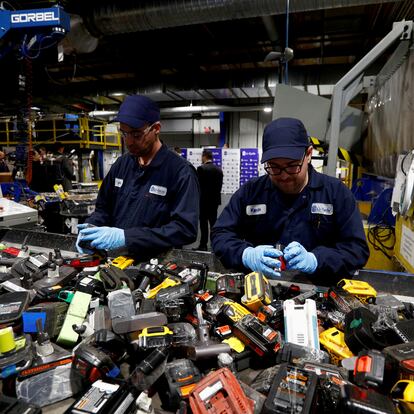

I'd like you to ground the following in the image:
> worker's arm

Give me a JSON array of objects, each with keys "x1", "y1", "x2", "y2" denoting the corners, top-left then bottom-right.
[{"x1": 311, "y1": 186, "x2": 369, "y2": 277}]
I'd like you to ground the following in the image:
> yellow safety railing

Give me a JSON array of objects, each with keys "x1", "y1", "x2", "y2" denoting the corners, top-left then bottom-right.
[{"x1": 0, "y1": 117, "x2": 121, "y2": 149}]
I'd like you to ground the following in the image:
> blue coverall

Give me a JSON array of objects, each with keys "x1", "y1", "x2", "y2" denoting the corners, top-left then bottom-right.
[
  {"x1": 211, "y1": 165, "x2": 369, "y2": 283},
  {"x1": 86, "y1": 145, "x2": 199, "y2": 261}
]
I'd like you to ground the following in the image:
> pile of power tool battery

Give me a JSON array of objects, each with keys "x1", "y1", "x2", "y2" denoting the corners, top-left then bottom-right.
[{"x1": 1, "y1": 243, "x2": 414, "y2": 414}]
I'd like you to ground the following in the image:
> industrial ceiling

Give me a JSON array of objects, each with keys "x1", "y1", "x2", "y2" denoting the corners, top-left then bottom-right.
[{"x1": 1, "y1": 0, "x2": 413, "y2": 117}]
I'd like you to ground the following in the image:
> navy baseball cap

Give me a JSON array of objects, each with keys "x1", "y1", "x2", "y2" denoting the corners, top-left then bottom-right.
[
  {"x1": 261, "y1": 118, "x2": 310, "y2": 163},
  {"x1": 113, "y1": 95, "x2": 160, "y2": 128}
]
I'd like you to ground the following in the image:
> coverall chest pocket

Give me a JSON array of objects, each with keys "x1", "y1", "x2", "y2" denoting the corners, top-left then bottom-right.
[
  {"x1": 243, "y1": 214, "x2": 269, "y2": 241},
  {"x1": 139, "y1": 194, "x2": 169, "y2": 227},
  {"x1": 311, "y1": 213, "x2": 335, "y2": 242}
]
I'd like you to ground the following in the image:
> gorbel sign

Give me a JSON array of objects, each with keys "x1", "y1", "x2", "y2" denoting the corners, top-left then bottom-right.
[{"x1": 11, "y1": 11, "x2": 59, "y2": 24}]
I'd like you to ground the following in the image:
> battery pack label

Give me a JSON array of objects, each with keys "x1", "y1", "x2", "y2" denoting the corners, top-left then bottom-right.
[
  {"x1": 73, "y1": 381, "x2": 119, "y2": 413},
  {"x1": 1, "y1": 281, "x2": 29, "y2": 292},
  {"x1": 0, "y1": 302, "x2": 21, "y2": 314},
  {"x1": 199, "y1": 380, "x2": 223, "y2": 401}
]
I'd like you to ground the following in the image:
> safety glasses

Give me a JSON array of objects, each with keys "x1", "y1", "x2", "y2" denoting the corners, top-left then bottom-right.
[
  {"x1": 120, "y1": 122, "x2": 158, "y2": 140},
  {"x1": 264, "y1": 152, "x2": 307, "y2": 176}
]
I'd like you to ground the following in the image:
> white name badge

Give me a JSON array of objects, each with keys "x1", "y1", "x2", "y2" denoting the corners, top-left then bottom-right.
[
  {"x1": 115, "y1": 178, "x2": 123, "y2": 188},
  {"x1": 246, "y1": 204, "x2": 267, "y2": 216},
  {"x1": 311, "y1": 203, "x2": 333, "y2": 215},
  {"x1": 149, "y1": 185, "x2": 167, "y2": 197}
]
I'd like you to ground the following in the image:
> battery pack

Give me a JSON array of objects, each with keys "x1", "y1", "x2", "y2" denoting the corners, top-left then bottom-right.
[
  {"x1": 328, "y1": 287, "x2": 364, "y2": 314},
  {"x1": 65, "y1": 380, "x2": 136, "y2": 414},
  {"x1": 146, "y1": 277, "x2": 181, "y2": 299},
  {"x1": 57, "y1": 276, "x2": 101, "y2": 346},
  {"x1": 216, "y1": 273, "x2": 243, "y2": 299},
  {"x1": 24, "y1": 301, "x2": 68, "y2": 338},
  {"x1": 262, "y1": 363, "x2": 318, "y2": 414},
  {"x1": 0, "y1": 291, "x2": 30, "y2": 324},
  {"x1": 138, "y1": 326, "x2": 173, "y2": 349},
  {"x1": 283, "y1": 299, "x2": 319, "y2": 350},
  {"x1": 319, "y1": 327, "x2": 354, "y2": 364},
  {"x1": 189, "y1": 368, "x2": 254, "y2": 414},
  {"x1": 112, "y1": 312, "x2": 168, "y2": 334},
  {"x1": 216, "y1": 301, "x2": 251, "y2": 325},
  {"x1": 156, "y1": 283, "x2": 192, "y2": 303},
  {"x1": 383, "y1": 342, "x2": 414, "y2": 381},
  {"x1": 159, "y1": 359, "x2": 202, "y2": 411},
  {"x1": 0, "y1": 332, "x2": 32, "y2": 378},
  {"x1": 394, "y1": 320, "x2": 414, "y2": 343},
  {"x1": 16, "y1": 363, "x2": 83, "y2": 407},
  {"x1": 391, "y1": 380, "x2": 414, "y2": 403},
  {"x1": 233, "y1": 314, "x2": 282, "y2": 357},
  {"x1": 257, "y1": 300, "x2": 284, "y2": 330},
  {"x1": 276, "y1": 343, "x2": 330, "y2": 365},
  {"x1": 241, "y1": 272, "x2": 273, "y2": 312},
  {"x1": 111, "y1": 256, "x2": 134, "y2": 270},
  {"x1": 337, "y1": 279, "x2": 377, "y2": 304},
  {"x1": 353, "y1": 349, "x2": 389, "y2": 390},
  {"x1": 338, "y1": 383, "x2": 396, "y2": 414}
]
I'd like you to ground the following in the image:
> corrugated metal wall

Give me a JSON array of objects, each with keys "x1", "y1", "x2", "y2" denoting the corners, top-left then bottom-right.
[{"x1": 365, "y1": 52, "x2": 414, "y2": 177}]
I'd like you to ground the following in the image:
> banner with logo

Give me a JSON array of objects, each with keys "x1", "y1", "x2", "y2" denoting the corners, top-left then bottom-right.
[
  {"x1": 222, "y1": 149, "x2": 240, "y2": 194},
  {"x1": 186, "y1": 148, "x2": 203, "y2": 169},
  {"x1": 240, "y1": 148, "x2": 259, "y2": 186},
  {"x1": 211, "y1": 148, "x2": 222, "y2": 167}
]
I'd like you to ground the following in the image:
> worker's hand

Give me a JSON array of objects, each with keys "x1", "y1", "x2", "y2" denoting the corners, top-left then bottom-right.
[
  {"x1": 77, "y1": 226, "x2": 126, "y2": 251},
  {"x1": 76, "y1": 224, "x2": 93, "y2": 254},
  {"x1": 75, "y1": 223, "x2": 95, "y2": 254},
  {"x1": 77, "y1": 223, "x2": 90, "y2": 231},
  {"x1": 75, "y1": 234, "x2": 93, "y2": 255},
  {"x1": 284, "y1": 241, "x2": 318, "y2": 274},
  {"x1": 242, "y1": 245, "x2": 283, "y2": 279}
]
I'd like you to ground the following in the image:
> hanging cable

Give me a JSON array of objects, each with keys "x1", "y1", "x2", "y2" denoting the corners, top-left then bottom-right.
[
  {"x1": 0, "y1": 1, "x2": 15, "y2": 11},
  {"x1": 367, "y1": 222, "x2": 395, "y2": 260},
  {"x1": 44, "y1": 53, "x2": 77, "y2": 85},
  {"x1": 21, "y1": 34, "x2": 59, "y2": 60},
  {"x1": 25, "y1": 57, "x2": 33, "y2": 185},
  {"x1": 284, "y1": 0, "x2": 290, "y2": 84},
  {"x1": 367, "y1": 205, "x2": 395, "y2": 260}
]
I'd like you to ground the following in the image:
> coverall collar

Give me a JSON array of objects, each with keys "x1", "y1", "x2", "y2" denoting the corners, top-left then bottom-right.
[
  {"x1": 128, "y1": 143, "x2": 168, "y2": 169},
  {"x1": 307, "y1": 165, "x2": 325, "y2": 189}
]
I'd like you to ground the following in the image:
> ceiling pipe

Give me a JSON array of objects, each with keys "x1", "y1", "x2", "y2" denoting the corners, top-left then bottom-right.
[
  {"x1": 84, "y1": 0, "x2": 403, "y2": 36},
  {"x1": 89, "y1": 105, "x2": 273, "y2": 118},
  {"x1": 161, "y1": 105, "x2": 273, "y2": 114}
]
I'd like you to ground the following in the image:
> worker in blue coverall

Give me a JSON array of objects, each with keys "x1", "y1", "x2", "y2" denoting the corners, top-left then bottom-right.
[
  {"x1": 76, "y1": 95, "x2": 200, "y2": 261},
  {"x1": 211, "y1": 118, "x2": 369, "y2": 285}
]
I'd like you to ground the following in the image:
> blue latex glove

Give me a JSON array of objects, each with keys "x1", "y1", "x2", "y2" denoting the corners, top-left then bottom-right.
[
  {"x1": 242, "y1": 245, "x2": 283, "y2": 279},
  {"x1": 284, "y1": 241, "x2": 318, "y2": 274},
  {"x1": 76, "y1": 224, "x2": 94, "y2": 254},
  {"x1": 77, "y1": 226, "x2": 126, "y2": 251}
]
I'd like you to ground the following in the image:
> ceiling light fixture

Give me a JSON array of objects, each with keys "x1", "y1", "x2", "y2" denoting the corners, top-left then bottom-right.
[
  {"x1": 89, "y1": 110, "x2": 117, "y2": 117},
  {"x1": 110, "y1": 92, "x2": 125, "y2": 97},
  {"x1": 263, "y1": 107, "x2": 272, "y2": 113}
]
